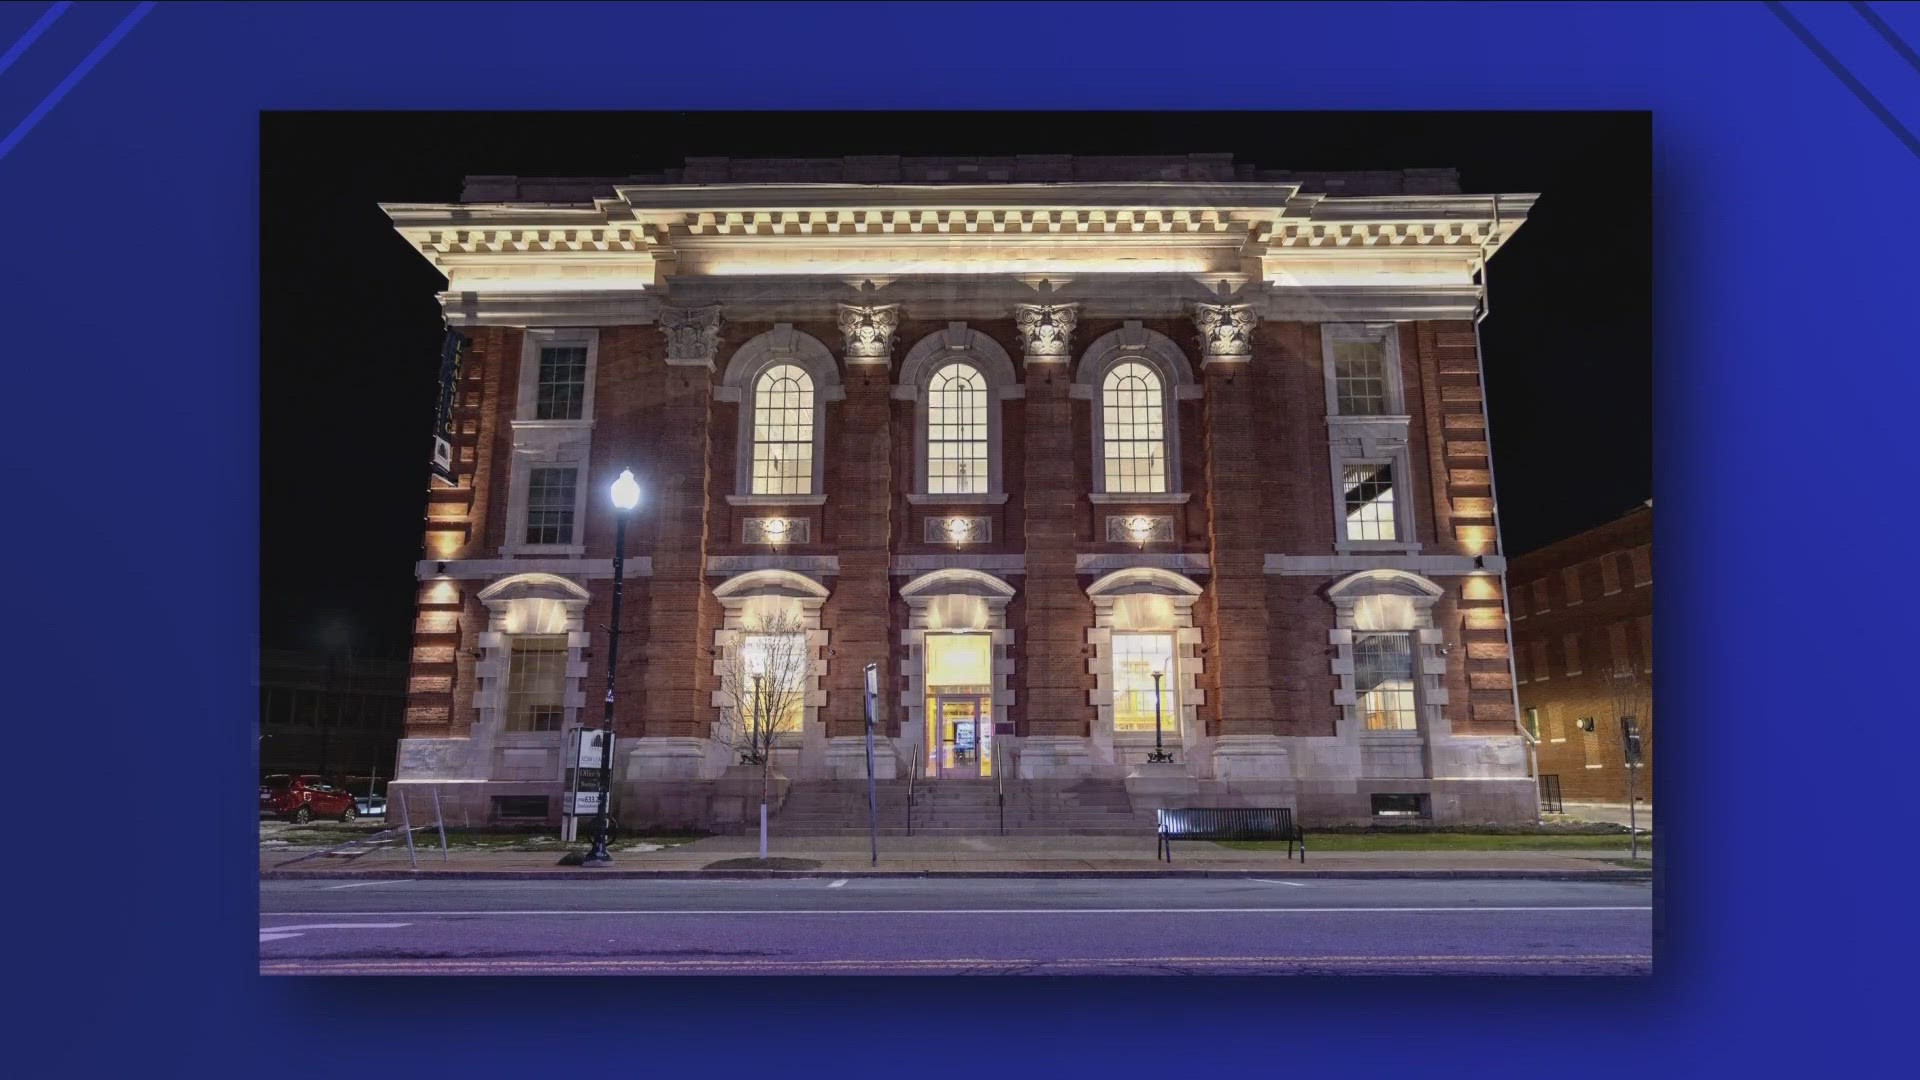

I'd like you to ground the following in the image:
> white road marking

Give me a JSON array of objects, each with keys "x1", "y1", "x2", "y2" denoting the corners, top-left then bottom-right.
[
  {"x1": 325, "y1": 880, "x2": 414, "y2": 891},
  {"x1": 262, "y1": 905, "x2": 1650, "y2": 918},
  {"x1": 1252, "y1": 879, "x2": 1309, "y2": 887},
  {"x1": 827, "y1": 879, "x2": 848, "y2": 889},
  {"x1": 258, "y1": 921, "x2": 410, "y2": 943}
]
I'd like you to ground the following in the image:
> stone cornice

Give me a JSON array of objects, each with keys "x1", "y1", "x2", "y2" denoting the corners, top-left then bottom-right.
[
  {"x1": 387, "y1": 188, "x2": 1534, "y2": 298},
  {"x1": 435, "y1": 281, "x2": 1489, "y2": 328}
]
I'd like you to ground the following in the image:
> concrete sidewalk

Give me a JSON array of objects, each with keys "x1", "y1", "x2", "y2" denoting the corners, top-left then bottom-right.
[{"x1": 261, "y1": 833, "x2": 1651, "y2": 881}]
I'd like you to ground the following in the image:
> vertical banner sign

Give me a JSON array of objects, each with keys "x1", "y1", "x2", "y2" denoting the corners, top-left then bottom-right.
[{"x1": 430, "y1": 328, "x2": 468, "y2": 486}]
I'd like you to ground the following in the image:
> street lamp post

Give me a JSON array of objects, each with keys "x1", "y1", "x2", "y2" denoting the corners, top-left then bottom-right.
[
  {"x1": 1146, "y1": 668, "x2": 1173, "y2": 763},
  {"x1": 584, "y1": 468, "x2": 642, "y2": 867}
]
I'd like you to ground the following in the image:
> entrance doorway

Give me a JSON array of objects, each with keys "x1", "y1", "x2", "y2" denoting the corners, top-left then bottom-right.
[
  {"x1": 923, "y1": 632, "x2": 995, "y2": 779},
  {"x1": 931, "y1": 693, "x2": 991, "y2": 778}
]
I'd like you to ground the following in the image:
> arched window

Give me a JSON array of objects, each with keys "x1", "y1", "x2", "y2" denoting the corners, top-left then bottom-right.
[
  {"x1": 1101, "y1": 360, "x2": 1167, "y2": 493},
  {"x1": 751, "y1": 363, "x2": 814, "y2": 495},
  {"x1": 927, "y1": 363, "x2": 988, "y2": 495}
]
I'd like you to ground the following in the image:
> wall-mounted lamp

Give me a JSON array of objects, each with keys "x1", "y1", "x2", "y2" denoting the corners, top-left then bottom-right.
[
  {"x1": 944, "y1": 517, "x2": 975, "y2": 546},
  {"x1": 1126, "y1": 515, "x2": 1154, "y2": 549},
  {"x1": 762, "y1": 517, "x2": 792, "y2": 544}
]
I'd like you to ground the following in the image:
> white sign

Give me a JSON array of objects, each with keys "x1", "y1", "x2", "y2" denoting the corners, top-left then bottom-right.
[
  {"x1": 574, "y1": 729, "x2": 613, "y2": 770},
  {"x1": 570, "y1": 791, "x2": 607, "y2": 815}
]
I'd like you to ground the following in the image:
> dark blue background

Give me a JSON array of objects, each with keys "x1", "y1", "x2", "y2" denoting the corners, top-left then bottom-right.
[{"x1": 2, "y1": 1, "x2": 1909, "y2": 1072}]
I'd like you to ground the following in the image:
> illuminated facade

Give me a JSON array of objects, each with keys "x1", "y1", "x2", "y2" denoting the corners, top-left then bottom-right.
[{"x1": 383, "y1": 155, "x2": 1540, "y2": 828}]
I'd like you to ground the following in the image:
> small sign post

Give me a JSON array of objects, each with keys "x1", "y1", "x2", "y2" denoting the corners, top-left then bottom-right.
[
  {"x1": 1621, "y1": 716, "x2": 1643, "y2": 860},
  {"x1": 863, "y1": 662, "x2": 880, "y2": 867}
]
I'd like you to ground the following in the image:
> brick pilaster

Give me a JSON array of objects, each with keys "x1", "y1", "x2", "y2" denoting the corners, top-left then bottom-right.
[
  {"x1": 639, "y1": 338, "x2": 717, "y2": 739},
  {"x1": 1196, "y1": 307, "x2": 1275, "y2": 737},
  {"x1": 1017, "y1": 305, "x2": 1092, "y2": 737},
  {"x1": 824, "y1": 312, "x2": 896, "y2": 738}
]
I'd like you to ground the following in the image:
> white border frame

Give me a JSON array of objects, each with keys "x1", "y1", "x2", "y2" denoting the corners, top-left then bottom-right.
[{"x1": 1320, "y1": 322, "x2": 1407, "y2": 419}]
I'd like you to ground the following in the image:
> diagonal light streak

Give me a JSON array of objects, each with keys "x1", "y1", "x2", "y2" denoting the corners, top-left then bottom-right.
[
  {"x1": 1768, "y1": 1, "x2": 1920, "y2": 161},
  {"x1": 0, "y1": 1, "x2": 72, "y2": 79},
  {"x1": 0, "y1": 1, "x2": 154, "y2": 164}
]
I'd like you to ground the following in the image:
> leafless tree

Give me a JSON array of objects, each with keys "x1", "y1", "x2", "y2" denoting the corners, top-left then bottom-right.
[
  {"x1": 1605, "y1": 660, "x2": 1652, "y2": 857},
  {"x1": 715, "y1": 610, "x2": 814, "y2": 859}
]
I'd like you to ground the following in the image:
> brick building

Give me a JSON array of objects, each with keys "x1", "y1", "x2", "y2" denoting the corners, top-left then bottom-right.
[
  {"x1": 381, "y1": 154, "x2": 1541, "y2": 829},
  {"x1": 1511, "y1": 502, "x2": 1653, "y2": 805}
]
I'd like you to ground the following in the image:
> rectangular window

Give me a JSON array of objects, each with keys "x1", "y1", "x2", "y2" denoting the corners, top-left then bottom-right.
[
  {"x1": 927, "y1": 365, "x2": 989, "y2": 495},
  {"x1": 1629, "y1": 544, "x2": 1652, "y2": 587},
  {"x1": 1354, "y1": 631, "x2": 1417, "y2": 730},
  {"x1": 492, "y1": 795, "x2": 550, "y2": 820},
  {"x1": 1580, "y1": 715, "x2": 1603, "y2": 768},
  {"x1": 741, "y1": 632, "x2": 807, "y2": 733},
  {"x1": 1370, "y1": 793, "x2": 1430, "y2": 818},
  {"x1": 534, "y1": 345, "x2": 588, "y2": 420},
  {"x1": 751, "y1": 365, "x2": 815, "y2": 495},
  {"x1": 524, "y1": 467, "x2": 577, "y2": 545},
  {"x1": 1636, "y1": 615, "x2": 1653, "y2": 674},
  {"x1": 1529, "y1": 640, "x2": 1550, "y2": 682},
  {"x1": 1101, "y1": 362, "x2": 1169, "y2": 493},
  {"x1": 1531, "y1": 580, "x2": 1551, "y2": 615},
  {"x1": 1332, "y1": 335, "x2": 1391, "y2": 415},
  {"x1": 1562, "y1": 566, "x2": 1583, "y2": 606},
  {"x1": 1524, "y1": 706, "x2": 1540, "y2": 740},
  {"x1": 1343, "y1": 464, "x2": 1398, "y2": 541},
  {"x1": 1111, "y1": 633, "x2": 1177, "y2": 733},
  {"x1": 1601, "y1": 555, "x2": 1623, "y2": 595},
  {"x1": 1609, "y1": 622, "x2": 1632, "y2": 673},
  {"x1": 1563, "y1": 632, "x2": 1584, "y2": 676},
  {"x1": 505, "y1": 634, "x2": 568, "y2": 732},
  {"x1": 1547, "y1": 704, "x2": 1567, "y2": 742}
]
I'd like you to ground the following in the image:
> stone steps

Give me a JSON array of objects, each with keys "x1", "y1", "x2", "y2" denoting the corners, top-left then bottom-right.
[{"x1": 768, "y1": 778, "x2": 1156, "y2": 836}]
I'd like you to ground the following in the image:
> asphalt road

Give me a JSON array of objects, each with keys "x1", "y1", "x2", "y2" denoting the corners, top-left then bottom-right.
[{"x1": 260, "y1": 877, "x2": 1654, "y2": 975}]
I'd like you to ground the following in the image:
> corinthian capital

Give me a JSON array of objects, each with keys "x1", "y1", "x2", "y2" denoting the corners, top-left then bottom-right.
[
  {"x1": 659, "y1": 305, "x2": 723, "y2": 369},
  {"x1": 1013, "y1": 303, "x2": 1079, "y2": 360},
  {"x1": 1190, "y1": 302, "x2": 1258, "y2": 364},
  {"x1": 837, "y1": 303, "x2": 900, "y2": 363}
]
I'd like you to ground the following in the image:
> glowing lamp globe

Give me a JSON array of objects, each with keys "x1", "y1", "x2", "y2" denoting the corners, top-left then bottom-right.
[{"x1": 610, "y1": 469, "x2": 641, "y2": 511}]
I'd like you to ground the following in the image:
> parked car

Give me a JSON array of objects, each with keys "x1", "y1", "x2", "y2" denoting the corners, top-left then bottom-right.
[
  {"x1": 354, "y1": 794, "x2": 387, "y2": 820},
  {"x1": 260, "y1": 774, "x2": 357, "y2": 824}
]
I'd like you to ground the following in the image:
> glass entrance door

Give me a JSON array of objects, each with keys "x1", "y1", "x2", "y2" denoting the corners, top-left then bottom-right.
[{"x1": 932, "y1": 694, "x2": 990, "y2": 778}]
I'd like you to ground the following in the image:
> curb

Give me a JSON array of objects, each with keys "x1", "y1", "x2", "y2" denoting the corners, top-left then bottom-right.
[{"x1": 262, "y1": 867, "x2": 1651, "y2": 882}]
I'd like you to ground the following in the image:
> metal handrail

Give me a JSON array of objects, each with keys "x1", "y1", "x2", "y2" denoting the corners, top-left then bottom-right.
[
  {"x1": 995, "y1": 738, "x2": 1006, "y2": 836},
  {"x1": 905, "y1": 752, "x2": 918, "y2": 837}
]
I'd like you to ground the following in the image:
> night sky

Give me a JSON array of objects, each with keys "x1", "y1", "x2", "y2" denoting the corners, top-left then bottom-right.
[{"x1": 261, "y1": 111, "x2": 1650, "y2": 658}]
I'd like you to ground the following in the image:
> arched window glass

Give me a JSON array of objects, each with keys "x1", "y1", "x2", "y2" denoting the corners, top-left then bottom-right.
[
  {"x1": 1102, "y1": 361, "x2": 1167, "y2": 493},
  {"x1": 927, "y1": 363, "x2": 988, "y2": 495},
  {"x1": 751, "y1": 364, "x2": 814, "y2": 495}
]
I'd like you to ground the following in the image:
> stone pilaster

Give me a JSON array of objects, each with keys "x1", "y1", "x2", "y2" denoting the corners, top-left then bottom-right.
[
  {"x1": 822, "y1": 312, "x2": 896, "y2": 751},
  {"x1": 1016, "y1": 303, "x2": 1091, "y2": 745}
]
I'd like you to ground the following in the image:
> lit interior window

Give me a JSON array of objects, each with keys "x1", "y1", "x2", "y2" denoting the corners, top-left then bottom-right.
[
  {"x1": 928, "y1": 363, "x2": 988, "y2": 494},
  {"x1": 505, "y1": 634, "x2": 568, "y2": 732},
  {"x1": 751, "y1": 364, "x2": 814, "y2": 495},
  {"x1": 1102, "y1": 361, "x2": 1167, "y2": 493},
  {"x1": 1344, "y1": 463, "x2": 1398, "y2": 541},
  {"x1": 1354, "y1": 631, "x2": 1416, "y2": 731},
  {"x1": 1111, "y1": 632, "x2": 1176, "y2": 733},
  {"x1": 740, "y1": 632, "x2": 806, "y2": 733}
]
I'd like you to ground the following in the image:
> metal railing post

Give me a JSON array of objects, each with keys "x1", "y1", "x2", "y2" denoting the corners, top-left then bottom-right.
[{"x1": 397, "y1": 788, "x2": 417, "y2": 870}]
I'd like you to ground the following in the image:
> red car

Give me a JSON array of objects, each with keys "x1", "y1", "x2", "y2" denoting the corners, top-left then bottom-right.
[{"x1": 260, "y1": 774, "x2": 358, "y2": 824}]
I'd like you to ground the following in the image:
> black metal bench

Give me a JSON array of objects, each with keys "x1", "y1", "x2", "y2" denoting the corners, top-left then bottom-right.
[{"x1": 1156, "y1": 807, "x2": 1304, "y2": 862}]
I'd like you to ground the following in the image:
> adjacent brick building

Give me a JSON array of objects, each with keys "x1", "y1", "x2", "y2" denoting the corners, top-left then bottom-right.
[
  {"x1": 1511, "y1": 502, "x2": 1654, "y2": 805},
  {"x1": 381, "y1": 155, "x2": 1541, "y2": 829}
]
